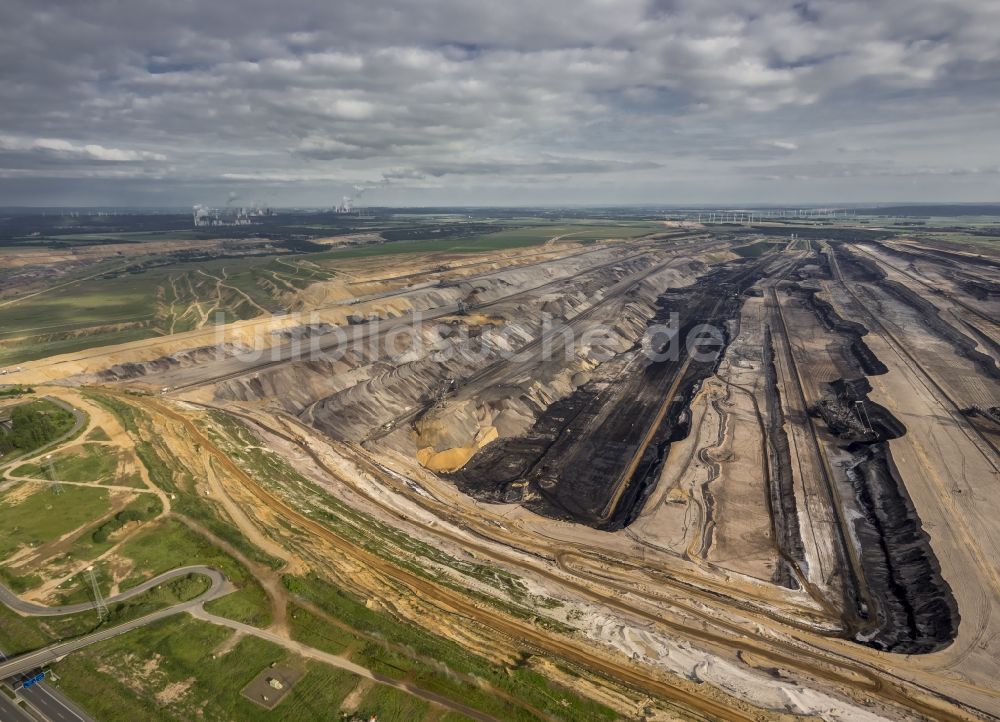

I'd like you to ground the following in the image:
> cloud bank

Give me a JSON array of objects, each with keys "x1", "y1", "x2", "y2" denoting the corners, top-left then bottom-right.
[{"x1": 1, "y1": 0, "x2": 998, "y2": 205}]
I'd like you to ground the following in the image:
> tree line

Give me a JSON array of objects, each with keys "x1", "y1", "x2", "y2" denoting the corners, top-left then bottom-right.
[{"x1": 0, "y1": 402, "x2": 74, "y2": 455}]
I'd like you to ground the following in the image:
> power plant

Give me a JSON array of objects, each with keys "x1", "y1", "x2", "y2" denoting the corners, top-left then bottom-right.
[
  {"x1": 336, "y1": 180, "x2": 386, "y2": 214},
  {"x1": 192, "y1": 204, "x2": 273, "y2": 227}
]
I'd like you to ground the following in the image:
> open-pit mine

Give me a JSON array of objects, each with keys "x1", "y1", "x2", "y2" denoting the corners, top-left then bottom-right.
[{"x1": 2, "y1": 210, "x2": 999, "y2": 722}]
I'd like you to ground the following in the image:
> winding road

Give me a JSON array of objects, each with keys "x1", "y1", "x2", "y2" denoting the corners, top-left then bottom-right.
[
  {"x1": 0, "y1": 564, "x2": 503, "y2": 721},
  {"x1": 0, "y1": 566, "x2": 230, "y2": 679}
]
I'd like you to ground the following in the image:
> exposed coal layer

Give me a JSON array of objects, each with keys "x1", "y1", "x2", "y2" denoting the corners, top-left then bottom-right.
[
  {"x1": 956, "y1": 276, "x2": 1000, "y2": 301},
  {"x1": 895, "y1": 243, "x2": 1000, "y2": 271},
  {"x1": 833, "y1": 245, "x2": 999, "y2": 380},
  {"x1": 829, "y1": 245, "x2": 885, "y2": 283},
  {"x1": 451, "y1": 258, "x2": 772, "y2": 529},
  {"x1": 762, "y1": 326, "x2": 807, "y2": 588},
  {"x1": 881, "y1": 279, "x2": 1000, "y2": 380},
  {"x1": 957, "y1": 318, "x2": 1000, "y2": 364},
  {"x1": 793, "y1": 253, "x2": 960, "y2": 651},
  {"x1": 818, "y1": 378, "x2": 960, "y2": 652},
  {"x1": 797, "y1": 287, "x2": 888, "y2": 376}
]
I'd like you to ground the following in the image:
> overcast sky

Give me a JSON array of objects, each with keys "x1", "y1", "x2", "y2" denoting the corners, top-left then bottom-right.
[{"x1": 1, "y1": 0, "x2": 998, "y2": 207}]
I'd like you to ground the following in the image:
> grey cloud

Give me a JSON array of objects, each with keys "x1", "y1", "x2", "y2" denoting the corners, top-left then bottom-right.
[
  {"x1": 414, "y1": 157, "x2": 664, "y2": 178},
  {"x1": 0, "y1": 0, "x2": 998, "y2": 205}
]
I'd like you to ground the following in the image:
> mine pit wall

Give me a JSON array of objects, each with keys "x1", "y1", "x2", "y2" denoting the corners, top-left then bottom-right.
[
  {"x1": 796, "y1": 287, "x2": 887, "y2": 376},
  {"x1": 880, "y1": 279, "x2": 1000, "y2": 381},
  {"x1": 761, "y1": 327, "x2": 807, "y2": 589},
  {"x1": 238, "y1": 251, "x2": 694, "y2": 462},
  {"x1": 603, "y1": 254, "x2": 805, "y2": 531},
  {"x1": 306, "y1": 255, "x2": 682, "y2": 450},
  {"x1": 955, "y1": 275, "x2": 1000, "y2": 302},
  {"x1": 602, "y1": 309, "x2": 744, "y2": 530},
  {"x1": 890, "y1": 241, "x2": 1000, "y2": 271},
  {"x1": 211, "y1": 247, "x2": 664, "y2": 414},
  {"x1": 395, "y1": 258, "x2": 699, "y2": 462},
  {"x1": 870, "y1": 239, "x2": 1000, "y2": 304},
  {"x1": 796, "y1": 251, "x2": 959, "y2": 652},
  {"x1": 817, "y1": 379, "x2": 959, "y2": 652},
  {"x1": 832, "y1": 244, "x2": 1000, "y2": 440},
  {"x1": 96, "y1": 343, "x2": 251, "y2": 382},
  {"x1": 451, "y1": 256, "x2": 775, "y2": 529},
  {"x1": 851, "y1": 244, "x2": 1000, "y2": 380}
]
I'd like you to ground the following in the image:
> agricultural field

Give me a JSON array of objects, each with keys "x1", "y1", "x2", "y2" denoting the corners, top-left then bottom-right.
[{"x1": 0, "y1": 214, "x2": 666, "y2": 366}]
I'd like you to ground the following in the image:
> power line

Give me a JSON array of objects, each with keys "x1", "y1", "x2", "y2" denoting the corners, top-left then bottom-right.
[{"x1": 87, "y1": 567, "x2": 109, "y2": 622}]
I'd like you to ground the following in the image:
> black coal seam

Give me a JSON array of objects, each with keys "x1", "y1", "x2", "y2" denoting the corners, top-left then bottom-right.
[
  {"x1": 879, "y1": 279, "x2": 1000, "y2": 380},
  {"x1": 788, "y1": 277, "x2": 888, "y2": 378},
  {"x1": 450, "y1": 257, "x2": 772, "y2": 529},
  {"x1": 842, "y1": 432, "x2": 960, "y2": 653},
  {"x1": 602, "y1": 353, "x2": 704, "y2": 531},
  {"x1": 601, "y1": 258, "x2": 774, "y2": 530},
  {"x1": 957, "y1": 317, "x2": 1000, "y2": 362},
  {"x1": 956, "y1": 276, "x2": 1000, "y2": 301},
  {"x1": 834, "y1": 244, "x2": 999, "y2": 380},
  {"x1": 808, "y1": 247, "x2": 960, "y2": 652},
  {"x1": 762, "y1": 326, "x2": 807, "y2": 588}
]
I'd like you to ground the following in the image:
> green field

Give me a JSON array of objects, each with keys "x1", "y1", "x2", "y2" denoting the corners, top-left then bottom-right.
[
  {"x1": 0, "y1": 255, "x2": 288, "y2": 363},
  {"x1": 0, "y1": 574, "x2": 211, "y2": 656},
  {"x1": 0, "y1": 398, "x2": 77, "y2": 457},
  {"x1": 116, "y1": 518, "x2": 266, "y2": 596},
  {"x1": 0, "y1": 489, "x2": 161, "y2": 595},
  {"x1": 354, "y1": 684, "x2": 430, "y2": 722},
  {"x1": 203, "y1": 581, "x2": 273, "y2": 628},
  {"x1": 311, "y1": 221, "x2": 661, "y2": 260},
  {"x1": 0, "y1": 218, "x2": 668, "y2": 365},
  {"x1": 0, "y1": 483, "x2": 110, "y2": 560},
  {"x1": 84, "y1": 392, "x2": 285, "y2": 573},
  {"x1": 46, "y1": 616, "x2": 366, "y2": 722},
  {"x1": 13, "y1": 442, "x2": 125, "y2": 483},
  {"x1": 732, "y1": 240, "x2": 783, "y2": 257},
  {"x1": 285, "y1": 574, "x2": 615, "y2": 722},
  {"x1": 0, "y1": 388, "x2": 619, "y2": 721},
  {"x1": 0, "y1": 272, "x2": 160, "y2": 336}
]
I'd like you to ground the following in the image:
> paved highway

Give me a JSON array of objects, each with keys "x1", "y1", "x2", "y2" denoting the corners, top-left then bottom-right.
[
  {"x1": 0, "y1": 397, "x2": 97, "y2": 721},
  {"x1": 2, "y1": 645, "x2": 94, "y2": 722},
  {"x1": 19, "y1": 682, "x2": 93, "y2": 722},
  {"x1": 0, "y1": 688, "x2": 35, "y2": 722}
]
